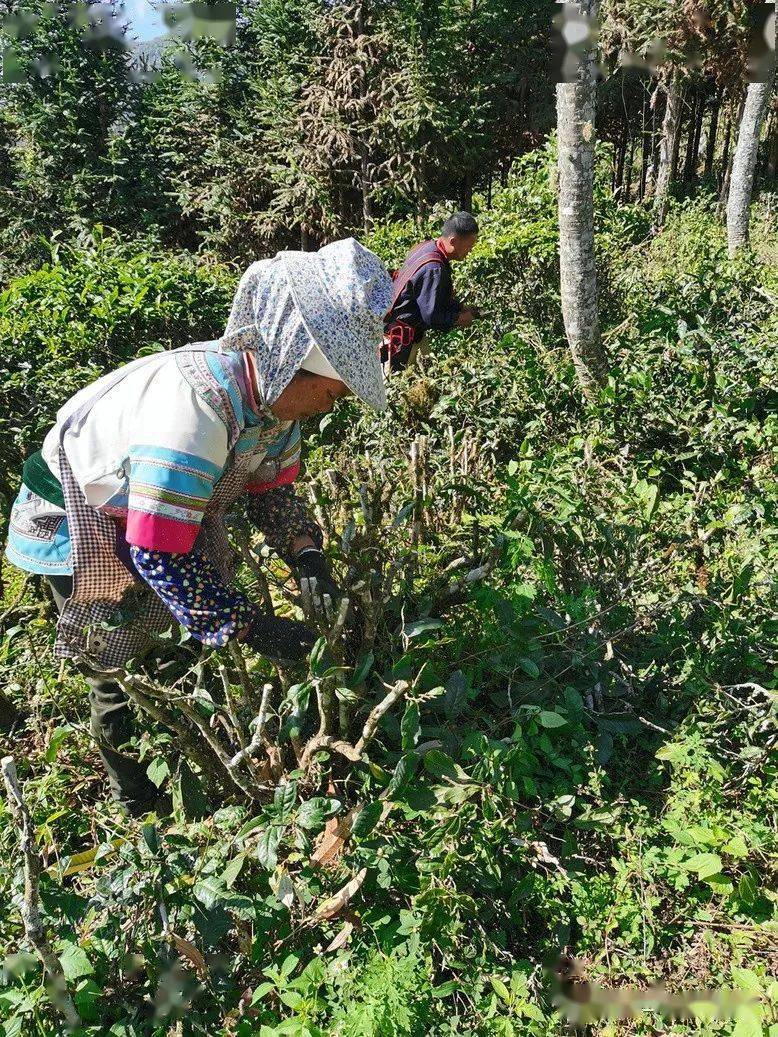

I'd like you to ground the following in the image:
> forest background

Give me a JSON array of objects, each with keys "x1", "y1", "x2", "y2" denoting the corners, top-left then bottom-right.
[{"x1": 0, "y1": 2, "x2": 776, "y2": 1035}]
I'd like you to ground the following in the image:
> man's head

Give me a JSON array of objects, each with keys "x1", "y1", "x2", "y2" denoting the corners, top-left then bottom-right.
[{"x1": 439, "y1": 211, "x2": 479, "y2": 260}]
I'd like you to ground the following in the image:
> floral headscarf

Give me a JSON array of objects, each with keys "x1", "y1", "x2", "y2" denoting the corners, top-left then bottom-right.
[{"x1": 219, "y1": 239, "x2": 393, "y2": 411}]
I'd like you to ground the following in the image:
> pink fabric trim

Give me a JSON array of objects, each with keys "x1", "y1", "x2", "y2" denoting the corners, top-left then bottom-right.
[
  {"x1": 245, "y1": 461, "x2": 300, "y2": 495},
  {"x1": 125, "y1": 510, "x2": 200, "y2": 553}
]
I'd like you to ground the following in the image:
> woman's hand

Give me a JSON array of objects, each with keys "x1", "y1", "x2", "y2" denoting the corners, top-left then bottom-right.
[
  {"x1": 240, "y1": 612, "x2": 317, "y2": 663},
  {"x1": 294, "y1": 548, "x2": 341, "y2": 603}
]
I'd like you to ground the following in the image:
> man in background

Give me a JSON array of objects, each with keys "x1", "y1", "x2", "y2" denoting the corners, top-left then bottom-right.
[{"x1": 382, "y1": 211, "x2": 480, "y2": 372}]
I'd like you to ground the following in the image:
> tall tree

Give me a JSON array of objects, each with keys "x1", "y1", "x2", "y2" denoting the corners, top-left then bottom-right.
[
  {"x1": 0, "y1": 1, "x2": 137, "y2": 269},
  {"x1": 555, "y1": 0, "x2": 607, "y2": 397},
  {"x1": 600, "y1": 0, "x2": 754, "y2": 227},
  {"x1": 652, "y1": 74, "x2": 683, "y2": 227},
  {"x1": 726, "y1": 65, "x2": 776, "y2": 255}
]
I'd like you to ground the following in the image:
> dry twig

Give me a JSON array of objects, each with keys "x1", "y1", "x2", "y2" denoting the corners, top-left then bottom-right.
[{"x1": 1, "y1": 756, "x2": 81, "y2": 1030}]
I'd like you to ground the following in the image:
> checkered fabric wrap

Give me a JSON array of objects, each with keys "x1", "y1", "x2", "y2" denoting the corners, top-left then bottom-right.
[
  {"x1": 55, "y1": 448, "x2": 259, "y2": 669},
  {"x1": 55, "y1": 449, "x2": 173, "y2": 667}
]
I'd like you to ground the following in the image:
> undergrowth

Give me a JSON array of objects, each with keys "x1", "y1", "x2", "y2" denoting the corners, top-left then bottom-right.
[{"x1": 0, "y1": 159, "x2": 776, "y2": 1036}]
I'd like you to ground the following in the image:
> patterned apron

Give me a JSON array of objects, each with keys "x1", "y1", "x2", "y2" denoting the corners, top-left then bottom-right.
[{"x1": 54, "y1": 342, "x2": 282, "y2": 670}]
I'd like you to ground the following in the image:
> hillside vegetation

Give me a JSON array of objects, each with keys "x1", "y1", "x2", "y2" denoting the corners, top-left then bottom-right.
[{"x1": 0, "y1": 158, "x2": 776, "y2": 1035}]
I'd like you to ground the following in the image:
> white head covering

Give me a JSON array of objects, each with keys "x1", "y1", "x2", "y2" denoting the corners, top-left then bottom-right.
[
  {"x1": 219, "y1": 238, "x2": 392, "y2": 411},
  {"x1": 300, "y1": 342, "x2": 343, "y2": 381}
]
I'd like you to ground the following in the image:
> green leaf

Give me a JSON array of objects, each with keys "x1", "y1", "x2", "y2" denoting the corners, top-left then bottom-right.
[
  {"x1": 297, "y1": 797, "x2": 340, "y2": 830},
  {"x1": 146, "y1": 756, "x2": 170, "y2": 788},
  {"x1": 403, "y1": 618, "x2": 444, "y2": 639},
  {"x1": 256, "y1": 826, "x2": 283, "y2": 871},
  {"x1": 423, "y1": 749, "x2": 459, "y2": 781},
  {"x1": 517, "y1": 657, "x2": 540, "y2": 679},
  {"x1": 431, "y1": 980, "x2": 459, "y2": 997},
  {"x1": 538, "y1": 710, "x2": 567, "y2": 728},
  {"x1": 220, "y1": 854, "x2": 245, "y2": 889},
  {"x1": 444, "y1": 670, "x2": 468, "y2": 720},
  {"x1": 655, "y1": 743, "x2": 688, "y2": 764},
  {"x1": 683, "y1": 852, "x2": 723, "y2": 879},
  {"x1": 236, "y1": 815, "x2": 266, "y2": 840},
  {"x1": 388, "y1": 754, "x2": 417, "y2": 792},
  {"x1": 44, "y1": 725, "x2": 72, "y2": 763},
  {"x1": 733, "y1": 1006, "x2": 763, "y2": 1037},
  {"x1": 490, "y1": 976, "x2": 512, "y2": 1005},
  {"x1": 401, "y1": 702, "x2": 420, "y2": 751},
  {"x1": 309, "y1": 637, "x2": 330, "y2": 676},
  {"x1": 177, "y1": 759, "x2": 209, "y2": 821},
  {"x1": 274, "y1": 781, "x2": 298, "y2": 821},
  {"x1": 249, "y1": 981, "x2": 276, "y2": 1005},
  {"x1": 193, "y1": 877, "x2": 228, "y2": 911},
  {"x1": 74, "y1": 979, "x2": 101, "y2": 1022},
  {"x1": 351, "y1": 801, "x2": 383, "y2": 840},
  {"x1": 635, "y1": 479, "x2": 659, "y2": 522},
  {"x1": 731, "y1": 967, "x2": 762, "y2": 995},
  {"x1": 142, "y1": 823, "x2": 160, "y2": 855},
  {"x1": 57, "y1": 941, "x2": 94, "y2": 981},
  {"x1": 352, "y1": 651, "x2": 374, "y2": 685}
]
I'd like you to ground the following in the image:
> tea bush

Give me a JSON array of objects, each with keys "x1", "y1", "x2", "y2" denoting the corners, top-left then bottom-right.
[
  {"x1": 0, "y1": 229, "x2": 233, "y2": 516},
  {"x1": 0, "y1": 162, "x2": 775, "y2": 1035}
]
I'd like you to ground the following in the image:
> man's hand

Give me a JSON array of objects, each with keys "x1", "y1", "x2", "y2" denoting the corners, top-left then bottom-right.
[
  {"x1": 294, "y1": 548, "x2": 341, "y2": 602},
  {"x1": 240, "y1": 612, "x2": 317, "y2": 663},
  {"x1": 455, "y1": 307, "x2": 476, "y2": 328}
]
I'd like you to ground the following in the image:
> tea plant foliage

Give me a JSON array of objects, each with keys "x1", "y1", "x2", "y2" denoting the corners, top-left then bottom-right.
[{"x1": 0, "y1": 160, "x2": 776, "y2": 1035}]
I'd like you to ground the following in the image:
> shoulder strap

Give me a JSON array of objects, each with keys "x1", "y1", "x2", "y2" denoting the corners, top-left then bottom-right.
[{"x1": 388, "y1": 246, "x2": 446, "y2": 312}]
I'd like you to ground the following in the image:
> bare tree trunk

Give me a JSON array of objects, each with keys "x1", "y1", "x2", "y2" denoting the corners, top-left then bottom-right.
[
  {"x1": 0, "y1": 691, "x2": 19, "y2": 731},
  {"x1": 417, "y1": 150, "x2": 428, "y2": 224},
  {"x1": 670, "y1": 90, "x2": 684, "y2": 179},
  {"x1": 360, "y1": 148, "x2": 372, "y2": 232},
  {"x1": 684, "y1": 92, "x2": 705, "y2": 181},
  {"x1": 623, "y1": 132, "x2": 636, "y2": 202},
  {"x1": 639, "y1": 90, "x2": 650, "y2": 201},
  {"x1": 556, "y1": 0, "x2": 606, "y2": 397},
  {"x1": 704, "y1": 87, "x2": 722, "y2": 178},
  {"x1": 649, "y1": 89, "x2": 661, "y2": 194},
  {"x1": 687, "y1": 91, "x2": 704, "y2": 184},
  {"x1": 613, "y1": 130, "x2": 627, "y2": 196},
  {"x1": 459, "y1": 174, "x2": 473, "y2": 211},
  {"x1": 653, "y1": 74, "x2": 683, "y2": 228},
  {"x1": 720, "y1": 94, "x2": 744, "y2": 206},
  {"x1": 768, "y1": 112, "x2": 778, "y2": 178},
  {"x1": 727, "y1": 69, "x2": 776, "y2": 256},
  {"x1": 719, "y1": 108, "x2": 732, "y2": 192}
]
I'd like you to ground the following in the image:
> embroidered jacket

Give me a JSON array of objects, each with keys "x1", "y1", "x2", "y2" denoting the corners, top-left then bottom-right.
[{"x1": 6, "y1": 347, "x2": 321, "y2": 637}]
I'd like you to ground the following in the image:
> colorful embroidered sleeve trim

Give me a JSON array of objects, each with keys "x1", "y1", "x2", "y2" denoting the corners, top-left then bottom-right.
[
  {"x1": 125, "y1": 445, "x2": 223, "y2": 552},
  {"x1": 125, "y1": 513, "x2": 201, "y2": 553},
  {"x1": 245, "y1": 461, "x2": 300, "y2": 495}
]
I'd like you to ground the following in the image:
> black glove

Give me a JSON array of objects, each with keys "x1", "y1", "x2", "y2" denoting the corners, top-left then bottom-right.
[
  {"x1": 241, "y1": 612, "x2": 317, "y2": 663},
  {"x1": 294, "y1": 548, "x2": 341, "y2": 602}
]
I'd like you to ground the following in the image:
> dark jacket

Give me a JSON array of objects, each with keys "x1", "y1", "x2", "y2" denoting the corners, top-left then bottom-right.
[{"x1": 387, "y1": 239, "x2": 460, "y2": 336}]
